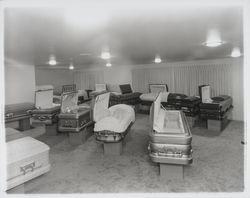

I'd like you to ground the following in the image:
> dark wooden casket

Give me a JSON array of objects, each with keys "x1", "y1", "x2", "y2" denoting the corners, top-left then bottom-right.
[{"x1": 5, "y1": 103, "x2": 35, "y2": 131}]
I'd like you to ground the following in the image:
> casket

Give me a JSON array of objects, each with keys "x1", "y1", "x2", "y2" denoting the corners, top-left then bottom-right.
[
  {"x1": 5, "y1": 103, "x2": 35, "y2": 131},
  {"x1": 93, "y1": 93, "x2": 135, "y2": 143},
  {"x1": 32, "y1": 105, "x2": 61, "y2": 125},
  {"x1": 58, "y1": 91, "x2": 93, "y2": 132},
  {"x1": 6, "y1": 128, "x2": 50, "y2": 190},
  {"x1": 139, "y1": 84, "x2": 201, "y2": 117},
  {"x1": 31, "y1": 85, "x2": 61, "y2": 125},
  {"x1": 199, "y1": 95, "x2": 233, "y2": 120},
  {"x1": 58, "y1": 109, "x2": 92, "y2": 132},
  {"x1": 148, "y1": 93, "x2": 193, "y2": 165},
  {"x1": 179, "y1": 96, "x2": 201, "y2": 116}
]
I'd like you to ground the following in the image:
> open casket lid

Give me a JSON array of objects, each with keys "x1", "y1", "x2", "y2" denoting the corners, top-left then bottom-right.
[
  {"x1": 200, "y1": 85, "x2": 212, "y2": 103},
  {"x1": 151, "y1": 92, "x2": 162, "y2": 131},
  {"x1": 93, "y1": 92, "x2": 110, "y2": 122},
  {"x1": 35, "y1": 85, "x2": 54, "y2": 109},
  {"x1": 151, "y1": 93, "x2": 186, "y2": 134},
  {"x1": 61, "y1": 91, "x2": 78, "y2": 113}
]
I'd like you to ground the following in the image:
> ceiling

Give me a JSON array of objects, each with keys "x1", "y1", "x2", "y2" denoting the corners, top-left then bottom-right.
[{"x1": 4, "y1": 1, "x2": 244, "y2": 69}]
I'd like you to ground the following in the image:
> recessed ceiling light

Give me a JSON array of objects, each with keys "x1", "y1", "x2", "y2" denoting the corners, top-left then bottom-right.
[
  {"x1": 49, "y1": 55, "x2": 57, "y2": 66},
  {"x1": 231, "y1": 47, "x2": 241, "y2": 58},
  {"x1": 154, "y1": 55, "x2": 162, "y2": 63},
  {"x1": 106, "y1": 62, "x2": 112, "y2": 67}
]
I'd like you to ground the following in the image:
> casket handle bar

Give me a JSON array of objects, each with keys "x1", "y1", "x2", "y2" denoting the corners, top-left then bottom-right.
[
  {"x1": 5, "y1": 113, "x2": 14, "y2": 118},
  {"x1": 20, "y1": 162, "x2": 35, "y2": 175},
  {"x1": 80, "y1": 120, "x2": 88, "y2": 127}
]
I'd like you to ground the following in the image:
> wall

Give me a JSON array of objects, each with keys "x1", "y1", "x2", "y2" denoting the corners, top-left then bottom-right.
[
  {"x1": 73, "y1": 58, "x2": 244, "y2": 121},
  {"x1": 73, "y1": 66, "x2": 132, "y2": 91},
  {"x1": 35, "y1": 69, "x2": 74, "y2": 94},
  {"x1": 4, "y1": 59, "x2": 36, "y2": 104}
]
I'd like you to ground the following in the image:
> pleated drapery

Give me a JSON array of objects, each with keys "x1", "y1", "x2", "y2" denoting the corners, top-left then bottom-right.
[
  {"x1": 73, "y1": 71, "x2": 104, "y2": 90},
  {"x1": 132, "y1": 63, "x2": 234, "y2": 97}
]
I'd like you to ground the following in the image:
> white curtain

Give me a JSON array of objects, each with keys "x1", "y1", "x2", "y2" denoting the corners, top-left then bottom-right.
[
  {"x1": 73, "y1": 71, "x2": 104, "y2": 90},
  {"x1": 132, "y1": 62, "x2": 234, "y2": 97}
]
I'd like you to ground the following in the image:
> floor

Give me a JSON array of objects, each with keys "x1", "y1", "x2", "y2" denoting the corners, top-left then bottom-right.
[{"x1": 7, "y1": 113, "x2": 244, "y2": 194}]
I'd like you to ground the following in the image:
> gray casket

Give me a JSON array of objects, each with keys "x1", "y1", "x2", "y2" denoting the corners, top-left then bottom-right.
[{"x1": 149, "y1": 93, "x2": 193, "y2": 165}]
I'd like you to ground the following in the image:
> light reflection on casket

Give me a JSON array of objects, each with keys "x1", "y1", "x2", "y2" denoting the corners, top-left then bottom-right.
[
  {"x1": 93, "y1": 93, "x2": 135, "y2": 143},
  {"x1": 149, "y1": 93, "x2": 193, "y2": 165}
]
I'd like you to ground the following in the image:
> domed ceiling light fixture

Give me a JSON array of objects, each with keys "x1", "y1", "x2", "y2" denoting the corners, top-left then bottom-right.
[
  {"x1": 203, "y1": 29, "x2": 223, "y2": 47},
  {"x1": 154, "y1": 54, "x2": 162, "y2": 63},
  {"x1": 231, "y1": 47, "x2": 241, "y2": 58},
  {"x1": 49, "y1": 54, "x2": 57, "y2": 66}
]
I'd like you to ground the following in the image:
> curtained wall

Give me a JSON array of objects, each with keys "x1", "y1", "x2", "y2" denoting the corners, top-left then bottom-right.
[
  {"x1": 73, "y1": 70, "x2": 104, "y2": 90},
  {"x1": 132, "y1": 63, "x2": 234, "y2": 97},
  {"x1": 131, "y1": 58, "x2": 243, "y2": 121},
  {"x1": 35, "y1": 69, "x2": 74, "y2": 94},
  {"x1": 73, "y1": 58, "x2": 243, "y2": 121}
]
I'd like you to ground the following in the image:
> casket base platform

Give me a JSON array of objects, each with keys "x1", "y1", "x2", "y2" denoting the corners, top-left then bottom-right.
[
  {"x1": 186, "y1": 115, "x2": 199, "y2": 128},
  {"x1": 207, "y1": 116, "x2": 229, "y2": 132},
  {"x1": 103, "y1": 141, "x2": 123, "y2": 155},
  {"x1": 160, "y1": 164, "x2": 183, "y2": 180},
  {"x1": 68, "y1": 121, "x2": 94, "y2": 145}
]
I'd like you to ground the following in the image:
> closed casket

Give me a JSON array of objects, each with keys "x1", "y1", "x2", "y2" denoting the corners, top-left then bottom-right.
[
  {"x1": 199, "y1": 95, "x2": 233, "y2": 120},
  {"x1": 148, "y1": 93, "x2": 193, "y2": 165},
  {"x1": 5, "y1": 103, "x2": 35, "y2": 131},
  {"x1": 6, "y1": 128, "x2": 50, "y2": 190},
  {"x1": 5, "y1": 103, "x2": 35, "y2": 122}
]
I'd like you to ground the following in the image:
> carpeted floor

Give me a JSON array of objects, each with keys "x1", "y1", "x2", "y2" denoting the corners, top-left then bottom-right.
[{"x1": 7, "y1": 113, "x2": 244, "y2": 194}]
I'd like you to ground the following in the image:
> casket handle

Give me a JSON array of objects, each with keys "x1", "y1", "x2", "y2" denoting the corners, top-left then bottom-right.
[
  {"x1": 20, "y1": 162, "x2": 35, "y2": 175},
  {"x1": 37, "y1": 116, "x2": 48, "y2": 121},
  {"x1": 80, "y1": 120, "x2": 87, "y2": 127}
]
